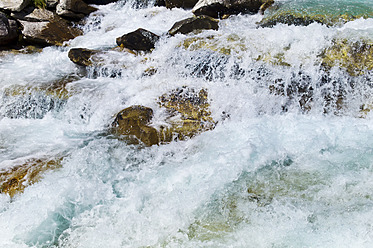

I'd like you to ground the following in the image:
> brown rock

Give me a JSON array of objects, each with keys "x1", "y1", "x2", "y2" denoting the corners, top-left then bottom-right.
[
  {"x1": 112, "y1": 105, "x2": 159, "y2": 146},
  {"x1": 68, "y1": 47, "x2": 99, "y2": 66},
  {"x1": 0, "y1": 157, "x2": 63, "y2": 198},
  {"x1": 18, "y1": 9, "x2": 83, "y2": 46}
]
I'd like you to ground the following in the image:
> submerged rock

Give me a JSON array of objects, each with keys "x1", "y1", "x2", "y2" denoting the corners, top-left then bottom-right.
[
  {"x1": 0, "y1": 157, "x2": 63, "y2": 198},
  {"x1": 0, "y1": 12, "x2": 19, "y2": 47},
  {"x1": 0, "y1": 75, "x2": 80, "y2": 119},
  {"x1": 157, "y1": 87, "x2": 216, "y2": 141},
  {"x1": 17, "y1": 8, "x2": 83, "y2": 46},
  {"x1": 0, "y1": 0, "x2": 30, "y2": 12},
  {"x1": 56, "y1": 0, "x2": 98, "y2": 20},
  {"x1": 112, "y1": 87, "x2": 215, "y2": 146},
  {"x1": 259, "y1": 0, "x2": 373, "y2": 27},
  {"x1": 168, "y1": 15, "x2": 219, "y2": 36},
  {"x1": 68, "y1": 47, "x2": 99, "y2": 66},
  {"x1": 320, "y1": 39, "x2": 373, "y2": 76},
  {"x1": 193, "y1": 0, "x2": 272, "y2": 19},
  {"x1": 116, "y1": 28, "x2": 160, "y2": 52},
  {"x1": 112, "y1": 105, "x2": 160, "y2": 146}
]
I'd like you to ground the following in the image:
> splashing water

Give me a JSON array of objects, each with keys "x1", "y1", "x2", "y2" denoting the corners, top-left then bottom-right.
[{"x1": 1, "y1": 0, "x2": 373, "y2": 247}]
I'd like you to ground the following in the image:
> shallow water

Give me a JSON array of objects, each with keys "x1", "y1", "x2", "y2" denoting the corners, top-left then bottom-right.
[{"x1": 1, "y1": 0, "x2": 373, "y2": 247}]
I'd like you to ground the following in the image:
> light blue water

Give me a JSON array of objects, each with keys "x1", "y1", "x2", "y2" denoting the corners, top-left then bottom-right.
[{"x1": 1, "y1": 0, "x2": 373, "y2": 247}]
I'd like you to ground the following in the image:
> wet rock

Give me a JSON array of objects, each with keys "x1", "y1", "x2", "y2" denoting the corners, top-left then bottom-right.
[
  {"x1": 112, "y1": 105, "x2": 160, "y2": 146},
  {"x1": 68, "y1": 47, "x2": 99, "y2": 66},
  {"x1": 56, "y1": 0, "x2": 98, "y2": 20},
  {"x1": 168, "y1": 15, "x2": 219, "y2": 36},
  {"x1": 193, "y1": 0, "x2": 271, "y2": 19},
  {"x1": 0, "y1": 157, "x2": 63, "y2": 198},
  {"x1": 0, "y1": 75, "x2": 80, "y2": 119},
  {"x1": 116, "y1": 28, "x2": 160, "y2": 52},
  {"x1": 11, "y1": 6, "x2": 55, "y2": 22},
  {"x1": 0, "y1": 0, "x2": 30, "y2": 12},
  {"x1": 17, "y1": 8, "x2": 83, "y2": 46},
  {"x1": 157, "y1": 87, "x2": 216, "y2": 142},
  {"x1": 0, "y1": 12, "x2": 19, "y2": 47},
  {"x1": 259, "y1": 1, "x2": 373, "y2": 27},
  {"x1": 83, "y1": 0, "x2": 118, "y2": 4},
  {"x1": 112, "y1": 87, "x2": 215, "y2": 146},
  {"x1": 320, "y1": 39, "x2": 373, "y2": 76},
  {"x1": 164, "y1": 0, "x2": 199, "y2": 9},
  {"x1": 46, "y1": 0, "x2": 59, "y2": 9}
]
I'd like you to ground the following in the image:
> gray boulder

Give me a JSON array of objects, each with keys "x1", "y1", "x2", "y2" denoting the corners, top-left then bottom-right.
[
  {"x1": 0, "y1": 12, "x2": 19, "y2": 46},
  {"x1": 56, "y1": 0, "x2": 97, "y2": 20},
  {"x1": 0, "y1": 0, "x2": 30, "y2": 12},
  {"x1": 17, "y1": 8, "x2": 82, "y2": 46},
  {"x1": 168, "y1": 15, "x2": 219, "y2": 35}
]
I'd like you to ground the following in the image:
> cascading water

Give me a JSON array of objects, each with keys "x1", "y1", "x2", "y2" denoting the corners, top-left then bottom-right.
[{"x1": 1, "y1": 0, "x2": 373, "y2": 247}]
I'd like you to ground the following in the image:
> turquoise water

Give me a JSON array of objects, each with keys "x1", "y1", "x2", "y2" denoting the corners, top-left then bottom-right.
[{"x1": 1, "y1": 0, "x2": 373, "y2": 247}]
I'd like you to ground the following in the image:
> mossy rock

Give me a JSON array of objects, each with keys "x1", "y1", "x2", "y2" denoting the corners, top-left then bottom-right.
[
  {"x1": 1, "y1": 76, "x2": 80, "y2": 118},
  {"x1": 3, "y1": 75, "x2": 79, "y2": 100},
  {"x1": 320, "y1": 39, "x2": 373, "y2": 76},
  {"x1": 112, "y1": 105, "x2": 160, "y2": 146},
  {"x1": 259, "y1": 0, "x2": 373, "y2": 27},
  {"x1": 158, "y1": 87, "x2": 216, "y2": 142},
  {"x1": 179, "y1": 35, "x2": 247, "y2": 55},
  {"x1": 112, "y1": 88, "x2": 216, "y2": 146},
  {"x1": 68, "y1": 48, "x2": 99, "y2": 66},
  {"x1": 0, "y1": 157, "x2": 63, "y2": 198}
]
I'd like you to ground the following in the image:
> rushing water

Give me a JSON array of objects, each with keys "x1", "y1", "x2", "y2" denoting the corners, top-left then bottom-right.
[{"x1": 1, "y1": 0, "x2": 373, "y2": 247}]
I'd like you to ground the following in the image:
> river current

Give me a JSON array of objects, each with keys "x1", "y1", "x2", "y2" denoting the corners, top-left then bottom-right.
[{"x1": 1, "y1": 0, "x2": 373, "y2": 247}]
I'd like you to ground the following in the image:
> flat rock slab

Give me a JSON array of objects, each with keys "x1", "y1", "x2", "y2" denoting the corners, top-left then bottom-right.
[
  {"x1": 20, "y1": 17, "x2": 82, "y2": 46},
  {"x1": 0, "y1": 0, "x2": 30, "y2": 12}
]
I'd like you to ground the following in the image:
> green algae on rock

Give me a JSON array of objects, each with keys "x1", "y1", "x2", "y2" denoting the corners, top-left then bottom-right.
[
  {"x1": 158, "y1": 87, "x2": 216, "y2": 141},
  {"x1": 68, "y1": 48, "x2": 99, "y2": 66},
  {"x1": 112, "y1": 105, "x2": 160, "y2": 146},
  {"x1": 0, "y1": 157, "x2": 63, "y2": 198},
  {"x1": 1, "y1": 75, "x2": 81, "y2": 118},
  {"x1": 112, "y1": 88, "x2": 216, "y2": 146},
  {"x1": 320, "y1": 39, "x2": 373, "y2": 76},
  {"x1": 259, "y1": 0, "x2": 373, "y2": 27}
]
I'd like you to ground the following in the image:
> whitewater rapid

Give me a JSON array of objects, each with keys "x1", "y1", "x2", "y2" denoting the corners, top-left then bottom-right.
[{"x1": 1, "y1": 0, "x2": 373, "y2": 247}]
